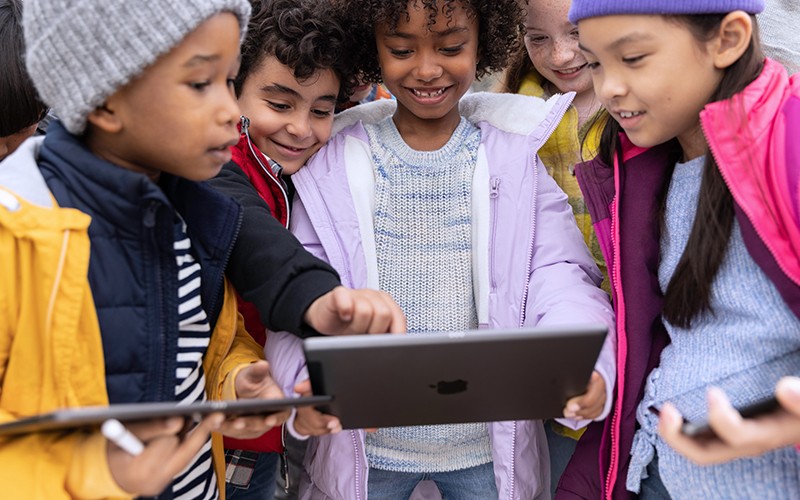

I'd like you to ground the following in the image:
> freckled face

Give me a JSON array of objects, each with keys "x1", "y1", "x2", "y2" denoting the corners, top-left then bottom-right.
[{"x1": 524, "y1": 0, "x2": 593, "y2": 97}]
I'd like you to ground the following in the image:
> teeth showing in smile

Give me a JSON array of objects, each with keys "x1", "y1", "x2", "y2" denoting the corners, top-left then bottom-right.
[
  {"x1": 412, "y1": 88, "x2": 445, "y2": 98},
  {"x1": 557, "y1": 67, "x2": 581, "y2": 74},
  {"x1": 619, "y1": 111, "x2": 644, "y2": 118}
]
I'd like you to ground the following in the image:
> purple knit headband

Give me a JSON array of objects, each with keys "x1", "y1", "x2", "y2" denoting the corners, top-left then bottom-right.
[{"x1": 569, "y1": 0, "x2": 765, "y2": 24}]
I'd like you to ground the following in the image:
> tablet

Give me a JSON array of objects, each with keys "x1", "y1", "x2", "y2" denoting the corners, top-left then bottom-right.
[
  {"x1": 304, "y1": 325, "x2": 607, "y2": 429},
  {"x1": 0, "y1": 395, "x2": 332, "y2": 435}
]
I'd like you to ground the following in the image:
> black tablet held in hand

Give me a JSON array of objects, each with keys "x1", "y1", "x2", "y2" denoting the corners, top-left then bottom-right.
[
  {"x1": 304, "y1": 325, "x2": 608, "y2": 429},
  {"x1": 0, "y1": 395, "x2": 332, "y2": 435},
  {"x1": 681, "y1": 396, "x2": 781, "y2": 438}
]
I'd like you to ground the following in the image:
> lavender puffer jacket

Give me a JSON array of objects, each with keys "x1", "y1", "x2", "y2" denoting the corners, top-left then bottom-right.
[{"x1": 268, "y1": 93, "x2": 617, "y2": 500}]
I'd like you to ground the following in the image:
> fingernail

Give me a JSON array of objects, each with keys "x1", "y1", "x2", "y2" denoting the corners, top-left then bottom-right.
[
  {"x1": 779, "y1": 377, "x2": 800, "y2": 399},
  {"x1": 707, "y1": 386, "x2": 727, "y2": 405},
  {"x1": 567, "y1": 403, "x2": 580, "y2": 412},
  {"x1": 660, "y1": 403, "x2": 678, "y2": 423}
]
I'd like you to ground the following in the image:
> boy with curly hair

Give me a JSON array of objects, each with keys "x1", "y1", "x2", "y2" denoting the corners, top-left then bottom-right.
[
  {"x1": 267, "y1": 0, "x2": 618, "y2": 497},
  {"x1": 206, "y1": 1, "x2": 405, "y2": 498}
]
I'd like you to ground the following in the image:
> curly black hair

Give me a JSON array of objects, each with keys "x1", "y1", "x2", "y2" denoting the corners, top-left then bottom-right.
[
  {"x1": 235, "y1": 0, "x2": 357, "y2": 102},
  {"x1": 334, "y1": 0, "x2": 525, "y2": 84}
]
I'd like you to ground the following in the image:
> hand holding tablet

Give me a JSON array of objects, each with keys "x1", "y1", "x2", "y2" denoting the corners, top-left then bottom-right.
[{"x1": 102, "y1": 419, "x2": 144, "y2": 456}]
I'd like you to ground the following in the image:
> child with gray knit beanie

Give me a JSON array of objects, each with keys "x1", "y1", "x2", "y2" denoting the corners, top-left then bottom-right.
[
  {"x1": 0, "y1": 0, "x2": 302, "y2": 499},
  {"x1": 559, "y1": 0, "x2": 800, "y2": 498}
]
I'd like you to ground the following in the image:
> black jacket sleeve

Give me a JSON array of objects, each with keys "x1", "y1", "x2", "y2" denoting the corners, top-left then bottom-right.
[{"x1": 207, "y1": 161, "x2": 341, "y2": 337}]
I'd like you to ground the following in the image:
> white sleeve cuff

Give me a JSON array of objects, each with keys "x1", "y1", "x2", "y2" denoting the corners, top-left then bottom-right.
[{"x1": 285, "y1": 408, "x2": 310, "y2": 441}]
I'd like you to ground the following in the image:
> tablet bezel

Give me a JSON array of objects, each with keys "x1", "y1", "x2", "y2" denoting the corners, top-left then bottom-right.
[{"x1": 0, "y1": 395, "x2": 332, "y2": 435}]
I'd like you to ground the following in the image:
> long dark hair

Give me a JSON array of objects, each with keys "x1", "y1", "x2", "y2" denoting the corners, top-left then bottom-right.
[
  {"x1": 0, "y1": 0, "x2": 48, "y2": 137},
  {"x1": 597, "y1": 14, "x2": 765, "y2": 328}
]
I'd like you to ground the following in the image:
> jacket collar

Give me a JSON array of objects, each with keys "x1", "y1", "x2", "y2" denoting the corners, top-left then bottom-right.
[
  {"x1": 38, "y1": 121, "x2": 172, "y2": 231},
  {"x1": 331, "y1": 91, "x2": 575, "y2": 138},
  {"x1": 38, "y1": 121, "x2": 242, "y2": 321},
  {"x1": 700, "y1": 58, "x2": 790, "y2": 171}
]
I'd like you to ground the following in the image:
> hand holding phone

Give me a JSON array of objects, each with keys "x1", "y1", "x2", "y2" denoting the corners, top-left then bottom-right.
[
  {"x1": 680, "y1": 396, "x2": 781, "y2": 438},
  {"x1": 656, "y1": 379, "x2": 800, "y2": 466}
]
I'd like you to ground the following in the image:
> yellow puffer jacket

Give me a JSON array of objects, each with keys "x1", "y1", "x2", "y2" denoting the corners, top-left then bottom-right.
[
  {"x1": 518, "y1": 71, "x2": 609, "y2": 294},
  {"x1": 0, "y1": 148, "x2": 263, "y2": 499}
]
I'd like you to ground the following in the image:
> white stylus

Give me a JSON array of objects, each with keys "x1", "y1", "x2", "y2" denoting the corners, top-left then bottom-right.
[{"x1": 101, "y1": 418, "x2": 144, "y2": 456}]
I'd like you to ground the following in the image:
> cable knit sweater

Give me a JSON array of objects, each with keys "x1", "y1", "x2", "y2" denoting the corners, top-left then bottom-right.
[{"x1": 363, "y1": 116, "x2": 492, "y2": 473}]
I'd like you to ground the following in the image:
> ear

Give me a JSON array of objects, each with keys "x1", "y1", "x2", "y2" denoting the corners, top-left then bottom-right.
[
  {"x1": 712, "y1": 11, "x2": 753, "y2": 70},
  {"x1": 86, "y1": 100, "x2": 123, "y2": 134}
]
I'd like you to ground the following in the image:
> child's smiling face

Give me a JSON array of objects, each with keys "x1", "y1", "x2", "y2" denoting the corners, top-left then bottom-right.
[
  {"x1": 237, "y1": 56, "x2": 339, "y2": 175},
  {"x1": 88, "y1": 13, "x2": 242, "y2": 181},
  {"x1": 524, "y1": 0, "x2": 593, "y2": 98},
  {"x1": 578, "y1": 15, "x2": 724, "y2": 159},
  {"x1": 375, "y1": 0, "x2": 479, "y2": 133}
]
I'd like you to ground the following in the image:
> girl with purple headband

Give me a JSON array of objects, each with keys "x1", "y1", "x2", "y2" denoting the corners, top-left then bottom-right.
[{"x1": 556, "y1": 0, "x2": 800, "y2": 498}]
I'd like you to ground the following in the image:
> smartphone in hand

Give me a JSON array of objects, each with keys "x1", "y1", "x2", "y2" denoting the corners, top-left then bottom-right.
[{"x1": 680, "y1": 397, "x2": 781, "y2": 438}]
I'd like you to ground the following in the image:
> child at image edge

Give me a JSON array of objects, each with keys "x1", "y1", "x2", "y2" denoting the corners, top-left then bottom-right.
[
  {"x1": 0, "y1": 0, "x2": 48, "y2": 162},
  {"x1": 558, "y1": 0, "x2": 800, "y2": 498},
  {"x1": 0, "y1": 1, "x2": 291, "y2": 498},
  {"x1": 268, "y1": 0, "x2": 617, "y2": 498}
]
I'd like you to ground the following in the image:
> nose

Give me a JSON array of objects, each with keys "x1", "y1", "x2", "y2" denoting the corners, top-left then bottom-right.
[
  {"x1": 414, "y1": 52, "x2": 443, "y2": 82},
  {"x1": 286, "y1": 112, "x2": 312, "y2": 140},
  {"x1": 219, "y1": 88, "x2": 241, "y2": 128},
  {"x1": 594, "y1": 70, "x2": 626, "y2": 102},
  {"x1": 551, "y1": 38, "x2": 575, "y2": 67}
]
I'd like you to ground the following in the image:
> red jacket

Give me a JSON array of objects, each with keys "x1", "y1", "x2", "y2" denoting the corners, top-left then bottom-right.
[{"x1": 224, "y1": 118, "x2": 291, "y2": 454}]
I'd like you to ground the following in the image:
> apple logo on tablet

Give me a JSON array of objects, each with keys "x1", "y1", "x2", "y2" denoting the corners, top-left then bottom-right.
[{"x1": 429, "y1": 379, "x2": 468, "y2": 395}]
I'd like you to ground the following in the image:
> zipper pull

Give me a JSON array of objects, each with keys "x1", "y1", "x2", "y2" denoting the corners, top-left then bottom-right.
[
  {"x1": 280, "y1": 448, "x2": 290, "y2": 494},
  {"x1": 143, "y1": 201, "x2": 159, "y2": 228},
  {"x1": 490, "y1": 177, "x2": 501, "y2": 199}
]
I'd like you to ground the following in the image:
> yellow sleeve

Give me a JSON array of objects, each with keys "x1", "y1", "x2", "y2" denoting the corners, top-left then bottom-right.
[
  {"x1": 0, "y1": 202, "x2": 128, "y2": 499},
  {"x1": 0, "y1": 430, "x2": 131, "y2": 499},
  {"x1": 205, "y1": 280, "x2": 265, "y2": 401},
  {"x1": 66, "y1": 432, "x2": 133, "y2": 499}
]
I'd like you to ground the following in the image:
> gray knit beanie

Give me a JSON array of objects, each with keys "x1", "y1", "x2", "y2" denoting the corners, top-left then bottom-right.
[{"x1": 23, "y1": 0, "x2": 251, "y2": 134}]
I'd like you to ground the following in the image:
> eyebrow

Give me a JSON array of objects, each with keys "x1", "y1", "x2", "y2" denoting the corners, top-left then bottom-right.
[
  {"x1": 579, "y1": 32, "x2": 654, "y2": 53},
  {"x1": 386, "y1": 26, "x2": 469, "y2": 39},
  {"x1": 526, "y1": 21, "x2": 575, "y2": 31},
  {"x1": 260, "y1": 83, "x2": 338, "y2": 103},
  {"x1": 183, "y1": 54, "x2": 221, "y2": 67}
]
